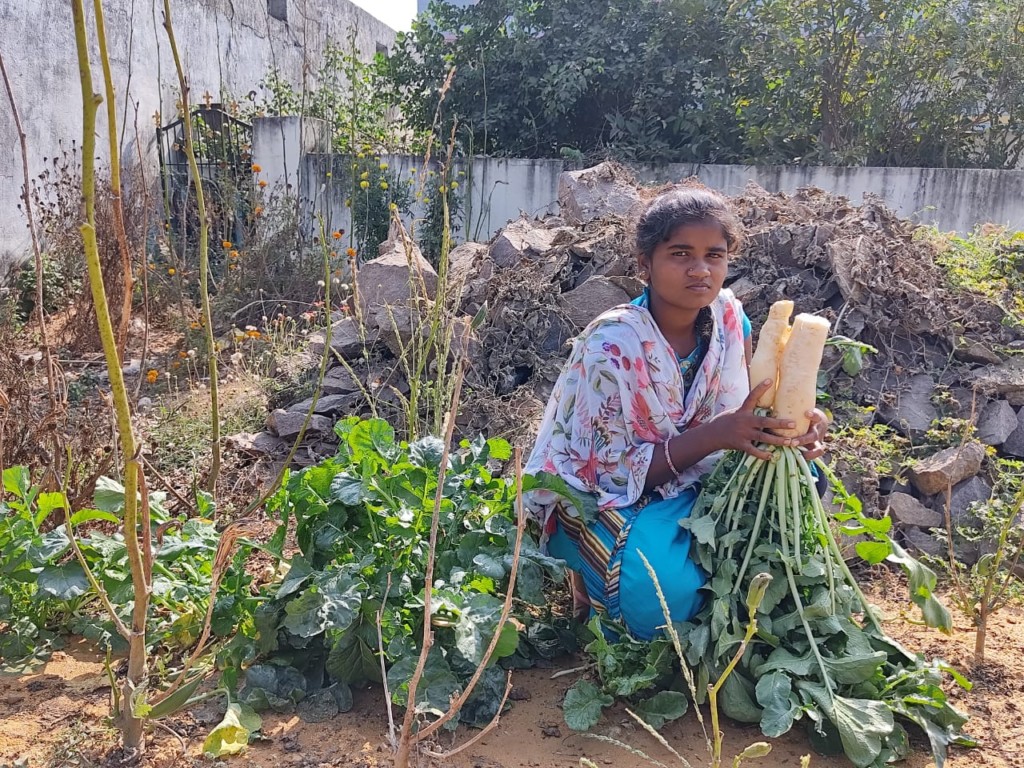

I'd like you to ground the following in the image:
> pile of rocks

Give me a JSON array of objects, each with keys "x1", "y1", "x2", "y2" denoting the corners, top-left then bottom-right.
[{"x1": 228, "y1": 162, "x2": 1022, "y2": 561}]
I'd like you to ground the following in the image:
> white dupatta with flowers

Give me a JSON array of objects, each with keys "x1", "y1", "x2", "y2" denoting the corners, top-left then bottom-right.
[{"x1": 524, "y1": 289, "x2": 749, "y2": 536}]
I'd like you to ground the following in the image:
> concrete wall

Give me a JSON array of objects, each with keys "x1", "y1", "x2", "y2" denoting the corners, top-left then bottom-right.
[
  {"x1": 276, "y1": 148, "x2": 1024, "y2": 248},
  {"x1": 0, "y1": 0, "x2": 395, "y2": 268}
]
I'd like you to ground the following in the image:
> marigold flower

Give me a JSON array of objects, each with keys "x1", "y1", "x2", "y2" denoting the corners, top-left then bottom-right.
[
  {"x1": 259, "y1": 179, "x2": 268, "y2": 188},
  {"x1": 346, "y1": 247, "x2": 357, "y2": 258},
  {"x1": 222, "y1": 240, "x2": 232, "y2": 249},
  {"x1": 254, "y1": 205, "x2": 264, "y2": 216},
  {"x1": 360, "y1": 180, "x2": 369, "y2": 189},
  {"x1": 171, "y1": 361, "x2": 181, "y2": 370},
  {"x1": 230, "y1": 249, "x2": 239, "y2": 259},
  {"x1": 345, "y1": 198, "x2": 351, "y2": 207},
  {"x1": 360, "y1": 171, "x2": 369, "y2": 180},
  {"x1": 189, "y1": 321, "x2": 200, "y2": 330},
  {"x1": 357, "y1": 152, "x2": 365, "y2": 159},
  {"x1": 245, "y1": 329, "x2": 261, "y2": 338},
  {"x1": 379, "y1": 181, "x2": 389, "y2": 190},
  {"x1": 167, "y1": 267, "x2": 176, "y2": 275},
  {"x1": 379, "y1": 162, "x2": 389, "y2": 170},
  {"x1": 251, "y1": 163, "x2": 262, "y2": 173},
  {"x1": 332, "y1": 231, "x2": 342, "y2": 240},
  {"x1": 450, "y1": 180, "x2": 459, "y2": 189},
  {"x1": 178, "y1": 350, "x2": 188, "y2": 359},
  {"x1": 145, "y1": 369, "x2": 158, "y2": 384}
]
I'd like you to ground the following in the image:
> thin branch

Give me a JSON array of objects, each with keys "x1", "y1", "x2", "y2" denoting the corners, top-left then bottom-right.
[{"x1": 421, "y1": 672, "x2": 513, "y2": 760}]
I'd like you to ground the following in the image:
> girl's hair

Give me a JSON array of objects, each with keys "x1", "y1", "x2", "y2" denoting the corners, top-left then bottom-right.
[{"x1": 635, "y1": 188, "x2": 742, "y2": 258}]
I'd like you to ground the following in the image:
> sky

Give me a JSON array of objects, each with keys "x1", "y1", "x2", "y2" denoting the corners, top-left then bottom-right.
[{"x1": 349, "y1": 0, "x2": 417, "y2": 32}]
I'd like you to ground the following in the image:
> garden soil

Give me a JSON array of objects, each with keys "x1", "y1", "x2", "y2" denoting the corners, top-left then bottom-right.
[{"x1": 2, "y1": 579, "x2": 1021, "y2": 768}]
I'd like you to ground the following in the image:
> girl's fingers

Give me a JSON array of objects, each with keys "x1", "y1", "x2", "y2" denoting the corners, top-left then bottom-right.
[
  {"x1": 742, "y1": 380, "x2": 773, "y2": 411},
  {"x1": 744, "y1": 443, "x2": 774, "y2": 461},
  {"x1": 755, "y1": 431, "x2": 795, "y2": 447},
  {"x1": 756, "y1": 416, "x2": 796, "y2": 432}
]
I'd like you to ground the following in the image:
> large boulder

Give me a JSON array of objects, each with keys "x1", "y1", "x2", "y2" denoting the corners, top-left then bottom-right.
[
  {"x1": 558, "y1": 162, "x2": 644, "y2": 226},
  {"x1": 308, "y1": 315, "x2": 369, "y2": 359},
  {"x1": 321, "y1": 366, "x2": 363, "y2": 395},
  {"x1": 879, "y1": 374, "x2": 938, "y2": 439},
  {"x1": 356, "y1": 238, "x2": 438, "y2": 329},
  {"x1": 908, "y1": 441, "x2": 986, "y2": 496},
  {"x1": 976, "y1": 399, "x2": 1017, "y2": 447},
  {"x1": 902, "y1": 527, "x2": 945, "y2": 558},
  {"x1": 972, "y1": 357, "x2": 1024, "y2": 406},
  {"x1": 267, "y1": 410, "x2": 334, "y2": 439},
  {"x1": 887, "y1": 492, "x2": 944, "y2": 529},
  {"x1": 1001, "y1": 407, "x2": 1024, "y2": 458},
  {"x1": 558, "y1": 276, "x2": 632, "y2": 330},
  {"x1": 488, "y1": 218, "x2": 560, "y2": 269},
  {"x1": 942, "y1": 475, "x2": 993, "y2": 528}
]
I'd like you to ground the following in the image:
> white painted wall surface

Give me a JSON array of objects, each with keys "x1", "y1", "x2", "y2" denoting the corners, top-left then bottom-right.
[{"x1": 0, "y1": 0, "x2": 394, "y2": 270}]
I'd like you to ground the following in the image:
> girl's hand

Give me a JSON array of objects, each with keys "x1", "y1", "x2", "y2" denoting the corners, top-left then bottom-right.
[
  {"x1": 795, "y1": 408, "x2": 829, "y2": 461},
  {"x1": 711, "y1": 380, "x2": 801, "y2": 461}
]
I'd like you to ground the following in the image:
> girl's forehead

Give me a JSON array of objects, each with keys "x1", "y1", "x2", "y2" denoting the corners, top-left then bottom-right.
[{"x1": 665, "y1": 220, "x2": 728, "y2": 243}]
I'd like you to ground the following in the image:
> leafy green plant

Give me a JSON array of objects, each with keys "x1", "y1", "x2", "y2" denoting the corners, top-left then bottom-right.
[
  {"x1": 418, "y1": 165, "x2": 466, "y2": 267},
  {"x1": 238, "y1": 417, "x2": 577, "y2": 733},
  {"x1": 938, "y1": 460, "x2": 1024, "y2": 664},
  {"x1": 931, "y1": 226, "x2": 1024, "y2": 329},
  {"x1": 350, "y1": 156, "x2": 413, "y2": 259}
]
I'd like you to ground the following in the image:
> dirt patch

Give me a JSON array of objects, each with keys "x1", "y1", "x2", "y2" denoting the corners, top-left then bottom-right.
[{"x1": 2, "y1": 580, "x2": 1021, "y2": 768}]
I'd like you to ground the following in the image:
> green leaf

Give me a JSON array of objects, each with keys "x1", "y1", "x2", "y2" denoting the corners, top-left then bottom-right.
[
  {"x1": 348, "y1": 418, "x2": 397, "y2": 462},
  {"x1": 521, "y1": 472, "x2": 598, "y2": 526},
  {"x1": 822, "y1": 651, "x2": 888, "y2": 685},
  {"x1": 36, "y1": 563, "x2": 89, "y2": 600},
  {"x1": 93, "y1": 476, "x2": 127, "y2": 513},
  {"x1": 387, "y1": 647, "x2": 460, "y2": 715},
  {"x1": 147, "y1": 674, "x2": 206, "y2": 720},
  {"x1": 799, "y1": 684, "x2": 895, "y2": 768},
  {"x1": 327, "y1": 627, "x2": 382, "y2": 685},
  {"x1": 409, "y1": 436, "x2": 447, "y2": 469},
  {"x1": 681, "y1": 513, "x2": 718, "y2": 546},
  {"x1": 756, "y1": 672, "x2": 798, "y2": 738},
  {"x1": 330, "y1": 472, "x2": 366, "y2": 505},
  {"x1": 719, "y1": 672, "x2": 762, "y2": 724},
  {"x1": 633, "y1": 690, "x2": 688, "y2": 729},
  {"x1": 454, "y1": 593, "x2": 517, "y2": 665},
  {"x1": 885, "y1": 541, "x2": 951, "y2": 633},
  {"x1": 563, "y1": 680, "x2": 612, "y2": 732},
  {"x1": 854, "y1": 541, "x2": 891, "y2": 565},
  {"x1": 202, "y1": 702, "x2": 262, "y2": 757},
  {"x1": 36, "y1": 492, "x2": 68, "y2": 526},
  {"x1": 276, "y1": 555, "x2": 314, "y2": 599},
  {"x1": 485, "y1": 437, "x2": 512, "y2": 461}
]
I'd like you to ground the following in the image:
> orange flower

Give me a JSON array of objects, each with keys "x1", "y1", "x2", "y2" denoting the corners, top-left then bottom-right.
[
  {"x1": 332, "y1": 230, "x2": 343, "y2": 240},
  {"x1": 171, "y1": 361, "x2": 181, "y2": 370},
  {"x1": 346, "y1": 247, "x2": 357, "y2": 258},
  {"x1": 178, "y1": 350, "x2": 187, "y2": 359},
  {"x1": 189, "y1": 321, "x2": 201, "y2": 330},
  {"x1": 251, "y1": 163, "x2": 262, "y2": 173},
  {"x1": 230, "y1": 249, "x2": 240, "y2": 259},
  {"x1": 258, "y1": 180, "x2": 268, "y2": 188},
  {"x1": 145, "y1": 369, "x2": 158, "y2": 384},
  {"x1": 254, "y1": 205, "x2": 264, "y2": 216},
  {"x1": 222, "y1": 240, "x2": 232, "y2": 249},
  {"x1": 245, "y1": 329, "x2": 261, "y2": 339}
]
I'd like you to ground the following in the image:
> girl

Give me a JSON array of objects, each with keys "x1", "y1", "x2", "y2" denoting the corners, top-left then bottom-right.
[{"x1": 524, "y1": 187, "x2": 828, "y2": 641}]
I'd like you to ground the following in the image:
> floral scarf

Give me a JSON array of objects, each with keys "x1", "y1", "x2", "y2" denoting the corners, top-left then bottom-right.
[{"x1": 524, "y1": 289, "x2": 749, "y2": 532}]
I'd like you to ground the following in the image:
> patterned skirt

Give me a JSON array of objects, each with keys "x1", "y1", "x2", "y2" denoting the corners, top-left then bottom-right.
[{"x1": 547, "y1": 489, "x2": 706, "y2": 641}]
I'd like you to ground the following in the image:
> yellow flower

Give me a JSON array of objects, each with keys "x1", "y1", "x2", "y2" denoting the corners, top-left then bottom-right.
[
  {"x1": 251, "y1": 163, "x2": 262, "y2": 173},
  {"x1": 379, "y1": 181, "x2": 389, "y2": 190},
  {"x1": 345, "y1": 198, "x2": 351, "y2": 207},
  {"x1": 258, "y1": 179, "x2": 268, "y2": 188},
  {"x1": 410, "y1": 168, "x2": 417, "y2": 174},
  {"x1": 167, "y1": 267, "x2": 176, "y2": 275},
  {"x1": 145, "y1": 369, "x2": 158, "y2": 384},
  {"x1": 222, "y1": 240, "x2": 232, "y2": 249},
  {"x1": 360, "y1": 180, "x2": 369, "y2": 190},
  {"x1": 360, "y1": 171, "x2": 369, "y2": 180},
  {"x1": 346, "y1": 247, "x2": 357, "y2": 258},
  {"x1": 450, "y1": 180, "x2": 459, "y2": 189},
  {"x1": 229, "y1": 263, "x2": 238, "y2": 270},
  {"x1": 357, "y1": 152, "x2": 365, "y2": 159},
  {"x1": 379, "y1": 162, "x2": 389, "y2": 170}
]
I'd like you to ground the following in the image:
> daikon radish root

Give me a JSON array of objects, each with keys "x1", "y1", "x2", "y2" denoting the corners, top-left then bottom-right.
[
  {"x1": 748, "y1": 300, "x2": 794, "y2": 407},
  {"x1": 773, "y1": 313, "x2": 831, "y2": 437}
]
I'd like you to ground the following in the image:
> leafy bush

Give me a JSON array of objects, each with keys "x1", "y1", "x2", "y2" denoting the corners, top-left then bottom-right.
[{"x1": 233, "y1": 417, "x2": 574, "y2": 724}]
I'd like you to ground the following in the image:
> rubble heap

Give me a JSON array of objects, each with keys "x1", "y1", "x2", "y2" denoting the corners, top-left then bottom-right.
[{"x1": 230, "y1": 163, "x2": 1024, "y2": 560}]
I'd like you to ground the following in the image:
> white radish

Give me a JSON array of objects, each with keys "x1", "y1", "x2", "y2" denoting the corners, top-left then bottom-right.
[
  {"x1": 773, "y1": 313, "x2": 831, "y2": 437},
  {"x1": 748, "y1": 300, "x2": 794, "y2": 407}
]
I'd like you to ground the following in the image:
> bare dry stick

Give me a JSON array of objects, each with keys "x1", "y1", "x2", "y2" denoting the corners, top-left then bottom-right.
[
  {"x1": 161, "y1": 0, "x2": 221, "y2": 495},
  {"x1": 92, "y1": 0, "x2": 134, "y2": 359},
  {"x1": 377, "y1": 574, "x2": 398, "y2": 750},
  {"x1": 0, "y1": 46, "x2": 63, "y2": 474},
  {"x1": 71, "y1": 0, "x2": 149, "y2": 753},
  {"x1": 393, "y1": 360, "x2": 467, "y2": 768},
  {"x1": 132, "y1": 105, "x2": 153, "y2": 400},
  {"x1": 414, "y1": 447, "x2": 527, "y2": 742}
]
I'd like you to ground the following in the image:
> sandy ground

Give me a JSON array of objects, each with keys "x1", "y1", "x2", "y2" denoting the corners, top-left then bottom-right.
[{"x1": 1, "y1": 576, "x2": 1022, "y2": 768}]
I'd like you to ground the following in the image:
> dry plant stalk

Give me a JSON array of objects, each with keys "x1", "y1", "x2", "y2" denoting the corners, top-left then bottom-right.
[
  {"x1": 91, "y1": 0, "x2": 134, "y2": 359},
  {"x1": 70, "y1": 0, "x2": 149, "y2": 752},
  {"x1": 161, "y1": 0, "x2": 221, "y2": 494}
]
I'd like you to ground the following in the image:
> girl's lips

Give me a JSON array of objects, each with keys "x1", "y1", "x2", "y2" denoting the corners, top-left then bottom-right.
[{"x1": 686, "y1": 284, "x2": 712, "y2": 292}]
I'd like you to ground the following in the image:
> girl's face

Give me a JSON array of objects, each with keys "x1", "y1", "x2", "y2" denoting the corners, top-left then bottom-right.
[{"x1": 638, "y1": 221, "x2": 730, "y2": 314}]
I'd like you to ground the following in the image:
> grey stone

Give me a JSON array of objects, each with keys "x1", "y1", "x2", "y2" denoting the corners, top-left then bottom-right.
[
  {"x1": 954, "y1": 340, "x2": 1002, "y2": 366},
  {"x1": 886, "y1": 492, "x2": 944, "y2": 529},
  {"x1": 972, "y1": 357, "x2": 1024, "y2": 406},
  {"x1": 558, "y1": 276, "x2": 632, "y2": 330},
  {"x1": 286, "y1": 393, "x2": 361, "y2": 415},
  {"x1": 321, "y1": 367, "x2": 362, "y2": 395},
  {"x1": 122, "y1": 358, "x2": 142, "y2": 376},
  {"x1": 879, "y1": 374, "x2": 938, "y2": 439},
  {"x1": 607, "y1": 275, "x2": 646, "y2": 299},
  {"x1": 226, "y1": 431, "x2": 287, "y2": 456},
  {"x1": 935, "y1": 475, "x2": 993, "y2": 528},
  {"x1": 1001, "y1": 407, "x2": 1024, "y2": 457},
  {"x1": 448, "y1": 241, "x2": 489, "y2": 294},
  {"x1": 977, "y1": 399, "x2": 1017, "y2": 447},
  {"x1": 267, "y1": 409, "x2": 333, "y2": 439},
  {"x1": 558, "y1": 162, "x2": 643, "y2": 225},
  {"x1": 355, "y1": 239, "x2": 438, "y2": 327},
  {"x1": 308, "y1": 316, "x2": 369, "y2": 359},
  {"x1": 908, "y1": 441, "x2": 986, "y2": 496},
  {"x1": 902, "y1": 527, "x2": 945, "y2": 558},
  {"x1": 488, "y1": 218, "x2": 559, "y2": 269},
  {"x1": 136, "y1": 397, "x2": 154, "y2": 413}
]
